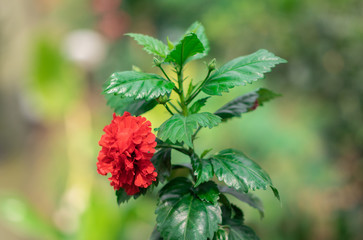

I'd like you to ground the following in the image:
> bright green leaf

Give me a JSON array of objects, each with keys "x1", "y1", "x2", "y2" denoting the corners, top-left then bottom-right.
[
  {"x1": 202, "y1": 49, "x2": 287, "y2": 95},
  {"x1": 105, "y1": 94, "x2": 158, "y2": 116},
  {"x1": 165, "y1": 33, "x2": 205, "y2": 66},
  {"x1": 157, "y1": 113, "x2": 221, "y2": 148},
  {"x1": 189, "y1": 97, "x2": 210, "y2": 114},
  {"x1": 215, "y1": 88, "x2": 280, "y2": 121},
  {"x1": 184, "y1": 21, "x2": 209, "y2": 61},
  {"x1": 126, "y1": 33, "x2": 168, "y2": 58},
  {"x1": 156, "y1": 177, "x2": 221, "y2": 240},
  {"x1": 103, "y1": 71, "x2": 175, "y2": 101}
]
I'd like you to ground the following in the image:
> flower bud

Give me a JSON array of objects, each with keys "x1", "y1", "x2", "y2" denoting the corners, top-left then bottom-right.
[
  {"x1": 208, "y1": 58, "x2": 216, "y2": 71},
  {"x1": 156, "y1": 94, "x2": 169, "y2": 104},
  {"x1": 153, "y1": 57, "x2": 162, "y2": 67}
]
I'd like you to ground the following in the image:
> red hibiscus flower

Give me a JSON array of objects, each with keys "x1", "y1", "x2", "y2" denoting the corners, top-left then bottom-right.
[{"x1": 97, "y1": 112, "x2": 157, "y2": 195}]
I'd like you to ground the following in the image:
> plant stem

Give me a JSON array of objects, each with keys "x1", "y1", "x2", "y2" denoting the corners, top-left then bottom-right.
[
  {"x1": 186, "y1": 68, "x2": 213, "y2": 105},
  {"x1": 168, "y1": 102, "x2": 181, "y2": 113},
  {"x1": 177, "y1": 67, "x2": 188, "y2": 116},
  {"x1": 164, "y1": 104, "x2": 174, "y2": 115},
  {"x1": 158, "y1": 65, "x2": 172, "y2": 82},
  {"x1": 156, "y1": 143, "x2": 191, "y2": 156}
]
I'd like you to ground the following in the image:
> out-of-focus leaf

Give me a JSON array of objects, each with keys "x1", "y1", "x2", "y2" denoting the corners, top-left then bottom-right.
[
  {"x1": 126, "y1": 33, "x2": 168, "y2": 58},
  {"x1": 218, "y1": 186, "x2": 264, "y2": 217},
  {"x1": 215, "y1": 88, "x2": 280, "y2": 121},
  {"x1": 202, "y1": 49, "x2": 287, "y2": 95},
  {"x1": 151, "y1": 148, "x2": 172, "y2": 183}
]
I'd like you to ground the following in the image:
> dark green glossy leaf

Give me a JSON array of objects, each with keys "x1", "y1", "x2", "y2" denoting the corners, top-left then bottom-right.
[
  {"x1": 157, "y1": 113, "x2": 221, "y2": 148},
  {"x1": 115, "y1": 188, "x2": 131, "y2": 205},
  {"x1": 165, "y1": 33, "x2": 205, "y2": 66},
  {"x1": 191, "y1": 156, "x2": 213, "y2": 186},
  {"x1": 103, "y1": 71, "x2": 175, "y2": 101},
  {"x1": 151, "y1": 148, "x2": 172, "y2": 184},
  {"x1": 105, "y1": 94, "x2": 158, "y2": 116},
  {"x1": 195, "y1": 181, "x2": 219, "y2": 204},
  {"x1": 189, "y1": 97, "x2": 210, "y2": 114},
  {"x1": 126, "y1": 33, "x2": 168, "y2": 58},
  {"x1": 156, "y1": 177, "x2": 221, "y2": 240},
  {"x1": 184, "y1": 21, "x2": 209, "y2": 61},
  {"x1": 227, "y1": 224, "x2": 260, "y2": 240},
  {"x1": 218, "y1": 186, "x2": 264, "y2": 218},
  {"x1": 202, "y1": 49, "x2": 287, "y2": 95},
  {"x1": 215, "y1": 88, "x2": 280, "y2": 121},
  {"x1": 202, "y1": 149, "x2": 279, "y2": 198}
]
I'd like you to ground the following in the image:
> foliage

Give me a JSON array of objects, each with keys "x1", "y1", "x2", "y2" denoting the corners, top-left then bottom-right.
[{"x1": 101, "y1": 21, "x2": 286, "y2": 240}]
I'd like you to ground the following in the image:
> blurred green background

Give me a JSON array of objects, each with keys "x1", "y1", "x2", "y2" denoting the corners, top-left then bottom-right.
[{"x1": 1, "y1": 0, "x2": 362, "y2": 239}]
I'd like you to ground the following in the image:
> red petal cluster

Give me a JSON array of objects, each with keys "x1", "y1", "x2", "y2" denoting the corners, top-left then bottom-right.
[{"x1": 97, "y1": 112, "x2": 157, "y2": 195}]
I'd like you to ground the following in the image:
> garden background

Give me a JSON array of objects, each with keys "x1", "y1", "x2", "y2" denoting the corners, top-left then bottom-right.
[{"x1": 0, "y1": 0, "x2": 362, "y2": 239}]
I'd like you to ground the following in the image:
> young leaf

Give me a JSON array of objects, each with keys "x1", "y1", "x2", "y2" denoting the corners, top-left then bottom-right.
[
  {"x1": 195, "y1": 181, "x2": 220, "y2": 204},
  {"x1": 213, "y1": 227, "x2": 229, "y2": 240},
  {"x1": 196, "y1": 149, "x2": 279, "y2": 198},
  {"x1": 189, "y1": 97, "x2": 210, "y2": 114},
  {"x1": 218, "y1": 186, "x2": 264, "y2": 218},
  {"x1": 126, "y1": 33, "x2": 168, "y2": 58},
  {"x1": 184, "y1": 21, "x2": 209, "y2": 61},
  {"x1": 202, "y1": 49, "x2": 287, "y2": 95},
  {"x1": 103, "y1": 71, "x2": 175, "y2": 101},
  {"x1": 156, "y1": 177, "x2": 221, "y2": 240},
  {"x1": 214, "y1": 88, "x2": 280, "y2": 121},
  {"x1": 105, "y1": 94, "x2": 158, "y2": 116},
  {"x1": 157, "y1": 113, "x2": 221, "y2": 148},
  {"x1": 164, "y1": 33, "x2": 205, "y2": 66},
  {"x1": 151, "y1": 148, "x2": 172, "y2": 184}
]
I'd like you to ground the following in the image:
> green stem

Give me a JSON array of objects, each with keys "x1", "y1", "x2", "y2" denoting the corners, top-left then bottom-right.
[
  {"x1": 186, "y1": 68, "x2": 213, "y2": 105},
  {"x1": 168, "y1": 102, "x2": 181, "y2": 113},
  {"x1": 177, "y1": 68, "x2": 188, "y2": 116},
  {"x1": 158, "y1": 65, "x2": 172, "y2": 82},
  {"x1": 163, "y1": 104, "x2": 174, "y2": 115},
  {"x1": 156, "y1": 143, "x2": 191, "y2": 156}
]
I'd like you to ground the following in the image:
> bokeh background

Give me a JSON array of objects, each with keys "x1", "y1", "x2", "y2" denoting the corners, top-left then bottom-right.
[{"x1": 1, "y1": 0, "x2": 362, "y2": 239}]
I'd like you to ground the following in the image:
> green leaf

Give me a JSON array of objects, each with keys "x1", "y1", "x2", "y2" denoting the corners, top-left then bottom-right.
[
  {"x1": 218, "y1": 186, "x2": 264, "y2": 218},
  {"x1": 126, "y1": 33, "x2": 168, "y2": 58},
  {"x1": 213, "y1": 227, "x2": 228, "y2": 240},
  {"x1": 151, "y1": 148, "x2": 172, "y2": 184},
  {"x1": 165, "y1": 33, "x2": 205, "y2": 66},
  {"x1": 228, "y1": 224, "x2": 260, "y2": 240},
  {"x1": 103, "y1": 71, "x2": 175, "y2": 101},
  {"x1": 202, "y1": 49, "x2": 287, "y2": 95},
  {"x1": 184, "y1": 21, "x2": 209, "y2": 61},
  {"x1": 189, "y1": 97, "x2": 210, "y2": 114},
  {"x1": 191, "y1": 156, "x2": 213, "y2": 186},
  {"x1": 201, "y1": 149, "x2": 279, "y2": 198},
  {"x1": 156, "y1": 177, "x2": 221, "y2": 240},
  {"x1": 105, "y1": 94, "x2": 158, "y2": 116},
  {"x1": 215, "y1": 88, "x2": 280, "y2": 121},
  {"x1": 157, "y1": 113, "x2": 221, "y2": 148},
  {"x1": 195, "y1": 181, "x2": 220, "y2": 204},
  {"x1": 115, "y1": 188, "x2": 131, "y2": 205}
]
